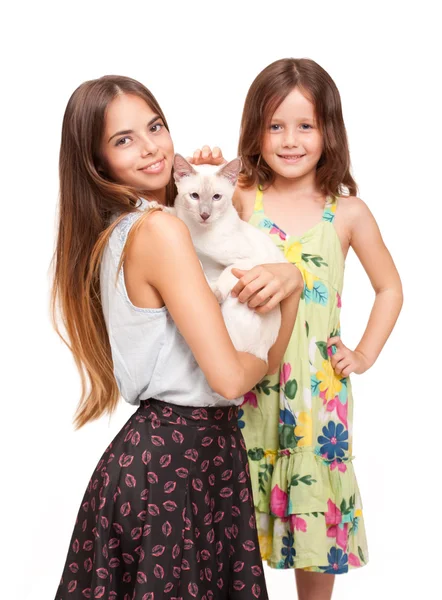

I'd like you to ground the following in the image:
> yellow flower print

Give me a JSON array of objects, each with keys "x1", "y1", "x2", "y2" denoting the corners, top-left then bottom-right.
[
  {"x1": 294, "y1": 411, "x2": 313, "y2": 446},
  {"x1": 299, "y1": 265, "x2": 316, "y2": 290},
  {"x1": 258, "y1": 533, "x2": 272, "y2": 560},
  {"x1": 264, "y1": 450, "x2": 277, "y2": 462},
  {"x1": 284, "y1": 241, "x2": 316, "y2": 290},
  {"x1": 316, "y1": 360, "x2": 343, "y2": 401},
  {"x1": 285, "y1": 241, "x2": 303, "y2": 263},
  {"x1": 355, "y1": 509, "x2": 362, "y2": 518}
]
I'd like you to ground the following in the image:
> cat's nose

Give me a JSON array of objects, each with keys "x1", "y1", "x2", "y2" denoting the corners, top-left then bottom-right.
[{"x1": 200, "y1": 212, "x2": 210, "y2": 221}]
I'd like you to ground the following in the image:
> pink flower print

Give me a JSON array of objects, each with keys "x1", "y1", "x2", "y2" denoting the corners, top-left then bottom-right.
[
  {"x1": 337, "y1": 292, "x2": 342, "y2": 308},
  {"x1": 270, "y1": 226, "x2": 287, "y2": 241},
  {"x1": 349, "y1": 553, "x2": 362, "y2": 567},
  {"x1": 270, "y1": 485, "x2": 288, "y2": 518},
  {"x1": 280, "y1": 363, "x2": 292, "y2": 386},
  {"x1": 242, "y1": 391, "x2": 258, "y2": 408},
  {"x1": 330, "y1": 460, "x2": 347, "y2": 473},
  {"x1": 327, "y1": 522, "x2": 349, "y2": 550},
  {"x1": 326, "y1": 396, "x2": 337, "y2": 411},
  {"x1": 320, "y1": 389, "x2": 329, "y2": 406},
  {"x1": 325, "y1": 499, "x2": 342, "y2": 526},
  {"x1": 336, "y1": 400, "x2": 348, "y2": 428},
  {"x1": 289, "y1": 515, "x2": 307, "y2": 532},
  {"x1": 323, "y1": 395, "x2": 348, "y2": 428}
]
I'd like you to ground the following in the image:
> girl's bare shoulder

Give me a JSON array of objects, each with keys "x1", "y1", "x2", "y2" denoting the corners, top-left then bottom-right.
[{"x1": 337, "y1": 195, "x2": 371, "y2": 220}]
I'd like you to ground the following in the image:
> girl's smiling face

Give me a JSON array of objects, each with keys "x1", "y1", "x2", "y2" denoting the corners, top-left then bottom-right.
[
  {"x1": 100, "y1": 93, "x2": 174, "y2": 202},
  {"x1": 261, "y1": 87, "x2": 323, "y2": 183}
]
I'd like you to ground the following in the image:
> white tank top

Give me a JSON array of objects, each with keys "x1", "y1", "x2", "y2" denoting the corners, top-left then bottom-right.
[{"x1": 100, "y1": 200, "x2": 241, "y2": 407}]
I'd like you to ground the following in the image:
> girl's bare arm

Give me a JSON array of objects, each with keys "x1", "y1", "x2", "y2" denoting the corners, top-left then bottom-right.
[
  {"x1": 126, "y1": 210, "x2": 268, "y2": 399},
  {"x1": 329, "y1": 197, "x2": 403, "y2": 376}
]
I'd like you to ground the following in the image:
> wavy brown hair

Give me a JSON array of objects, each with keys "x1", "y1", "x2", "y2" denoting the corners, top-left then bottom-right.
[
  {"x1": 52, "y1": 75, "x2": 175, "y2": 428},
  {"x1": 238, "y1": 58, "x2": 357, "y2": 197}
]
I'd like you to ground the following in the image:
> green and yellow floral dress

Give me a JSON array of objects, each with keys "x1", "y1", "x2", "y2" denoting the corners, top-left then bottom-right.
[{"x1": 240, "y1": 189, "x2": 368, "y2": 573}]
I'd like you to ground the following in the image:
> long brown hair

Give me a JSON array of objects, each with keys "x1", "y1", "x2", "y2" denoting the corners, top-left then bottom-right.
[
  {"x1": 238, "y1": 58, "x2": 357, "y2": 197},
  {"x1": 52, "y1": 75, "x2": 175, "y2": 428}
]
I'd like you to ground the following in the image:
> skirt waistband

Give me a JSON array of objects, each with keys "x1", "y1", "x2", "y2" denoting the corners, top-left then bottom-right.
[{"x1": 139, "y1": 398, "x2": 239, "y2": 428}]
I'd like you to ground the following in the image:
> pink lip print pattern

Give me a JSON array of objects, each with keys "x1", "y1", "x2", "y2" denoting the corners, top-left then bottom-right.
[{"x1": 55, "y1": 399, "x2": 268, "y2": 599}]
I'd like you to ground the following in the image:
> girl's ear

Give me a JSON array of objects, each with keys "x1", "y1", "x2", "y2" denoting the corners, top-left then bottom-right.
[
  {"x1": 173, "y1": 154, "x2": 197, "y2": 182},
  {"x1": 217, "y1": 158, "x2": 242, "y2": 186}
]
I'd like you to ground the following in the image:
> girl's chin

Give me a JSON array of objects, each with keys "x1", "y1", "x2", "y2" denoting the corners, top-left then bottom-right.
[
  {"x1": 134, "y1": 173, "x2": 171, "y2": 190},
  {"x1": 270, "y1": 162, "x2": 316, "y2": 180}
]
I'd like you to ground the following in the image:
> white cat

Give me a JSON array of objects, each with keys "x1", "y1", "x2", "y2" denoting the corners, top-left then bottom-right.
[{"x1": 171, "y1": 154, "x2": 287, "y2": 361}]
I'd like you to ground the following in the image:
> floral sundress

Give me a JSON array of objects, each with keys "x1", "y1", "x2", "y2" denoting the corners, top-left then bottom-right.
[{"x1": 240, "y1": 189, "x2": 369, "y2": 573}]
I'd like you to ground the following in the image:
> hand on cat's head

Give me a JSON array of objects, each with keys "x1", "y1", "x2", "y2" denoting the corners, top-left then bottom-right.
[
  {"x1": 173, "y1": 154, "x2": 242, "y2": 187},
  {"x1": 187, "y1": 146, "x2": 227, "y2": 166}
]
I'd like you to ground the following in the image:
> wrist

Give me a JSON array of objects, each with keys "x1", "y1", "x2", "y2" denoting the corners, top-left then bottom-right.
[
  {"x1": 355, "y1": 348, "x2": 375, "y2": 372},
  {"x1": 290, "y1": 264, "x2": 304, "y2": 289}
]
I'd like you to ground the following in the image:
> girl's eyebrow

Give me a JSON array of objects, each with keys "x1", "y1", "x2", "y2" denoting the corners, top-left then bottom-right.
[
  {"x1": 271, "y1": 116, "x2": 315, "y2": 122},
  {"x1": 108, "y1": 115, "x2": 162, "y2": 143},
  {"x1": 108, "y1": 129, "x2": 133, "y2": 143}
]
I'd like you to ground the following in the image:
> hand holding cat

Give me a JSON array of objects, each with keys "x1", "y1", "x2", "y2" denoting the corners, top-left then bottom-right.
[
  {"x1": 327, "y1": 337, "x2": 371, "y2": 377},
  {"x1": 230, "y1": 263, "x2": 303, "y2": 314},
  {"x1": 188, "y1": 146, "x2": 227, "y2": 166}
]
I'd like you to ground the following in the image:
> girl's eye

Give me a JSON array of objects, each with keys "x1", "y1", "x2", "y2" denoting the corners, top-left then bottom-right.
[
  {"x1": 270, "y1": 124, "x2": 282, "y2": 131},
  {"x1": 212, "y1": 194, "x2": 222, "y2": 201},
  {"x1": 150, "y1": 122, "x2": 163, "y2": 133},
  {"x1": 116, "y1": 137, "x2": 131, "y2": 146},
  {"x1": 300, "y1": 124, "x2": 312, "y2": 130},
  {"x1": 190, "y1": 192, "x2": 200, "y2": 200}
]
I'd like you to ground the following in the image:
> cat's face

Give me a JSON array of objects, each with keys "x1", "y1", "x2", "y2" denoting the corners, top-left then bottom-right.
[{"x1": 173, "y1": 155, "x2": 241, "y2": 226}]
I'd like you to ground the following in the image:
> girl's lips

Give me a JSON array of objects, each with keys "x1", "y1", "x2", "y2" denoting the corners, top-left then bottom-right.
[
  {"x1": 140, "y1": 158, "x2": 165, "y2": 174},
  {"x1": 278, "y1": 154, "x2": 306, "y2": 163}
]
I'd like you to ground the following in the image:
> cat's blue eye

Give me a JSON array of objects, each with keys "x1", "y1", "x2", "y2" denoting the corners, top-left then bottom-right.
[
  {"x1": 212, "y1": 194, "x2": 222, "y2": 201},
  {"x1": 190, "y1": 192, "x2": 200, "y2": 200}
]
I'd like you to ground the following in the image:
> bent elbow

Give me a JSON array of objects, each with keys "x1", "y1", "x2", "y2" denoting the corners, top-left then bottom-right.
[
  {"x1": 213, "y1": 382, "x2": 242, "y2": 402},
  {"x1": 224, "y1": 389, "x2": 242, "y2": 402},
  {"x1": 210, "y1": 371, "x2": 243, "y2": 401}
]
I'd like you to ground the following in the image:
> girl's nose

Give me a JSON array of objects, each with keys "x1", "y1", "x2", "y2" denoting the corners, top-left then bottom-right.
[
  {"x1": 140, "y1": 137, "x2": 158, "y2": 158},
  {"x1": 282, "y1": 128, "x2": 299, "y2": 148}
]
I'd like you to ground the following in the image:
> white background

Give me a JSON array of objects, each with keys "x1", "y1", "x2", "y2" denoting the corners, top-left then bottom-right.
[{"x1": 1, "y1": 1, "x2": 440, "y2": 598}]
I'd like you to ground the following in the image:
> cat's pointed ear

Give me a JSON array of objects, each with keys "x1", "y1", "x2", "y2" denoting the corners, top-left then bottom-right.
[
  {"x1": 173, "y1": 154, "x2": 196, "y2": 182},
  {"x1": 217, "y1": 158, "x2": 242, "y2": 186}
]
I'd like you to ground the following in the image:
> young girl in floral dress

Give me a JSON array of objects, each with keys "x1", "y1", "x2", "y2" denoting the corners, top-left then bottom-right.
[{"x1": 191, "y1": 58, "x2": 403, "y2": 599}]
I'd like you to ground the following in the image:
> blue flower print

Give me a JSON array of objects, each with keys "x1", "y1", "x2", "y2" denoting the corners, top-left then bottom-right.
[
  {"x1": 279, "y1": 408, "x2": 296, "y2": 426},
  {"x1": 259, "y1": 217, "x2": 273, "y2": 229},
  {"x1": 321, "y1": 547, "x2": 348, "y2": 574},
  {"x1": 281, "y1": 531, "x2": 296, "y2": 567},
  {"x1": 318, "y1": 421, "x2": 348, "y2": 459},
  {"x1": 351, "y1": 516, "x2": 360, "y2": 535},
  {"x1": 238, "y1": 408, "x2": 245, "y2": 429}
]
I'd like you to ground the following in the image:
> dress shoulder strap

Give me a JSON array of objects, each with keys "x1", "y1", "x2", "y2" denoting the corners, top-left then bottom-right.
[
  {"x1": 253, "y1": 186, "x2": 265, "y2": 213},
  {"x1": 322, "y1": 196, "x2": 337, "y2": 223}
]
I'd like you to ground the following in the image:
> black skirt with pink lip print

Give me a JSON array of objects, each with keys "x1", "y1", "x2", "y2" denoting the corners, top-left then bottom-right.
[{"x1": 55, "y1": 398, "x2": 268, "y2": 600}]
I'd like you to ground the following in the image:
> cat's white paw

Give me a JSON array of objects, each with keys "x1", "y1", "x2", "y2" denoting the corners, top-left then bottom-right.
[
  {"x1": 162, "y1": 206, "x2": 176, "y2": 215},
  {"x1": 145, "y1": 200, "x2": 162, "y2": 210}
]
